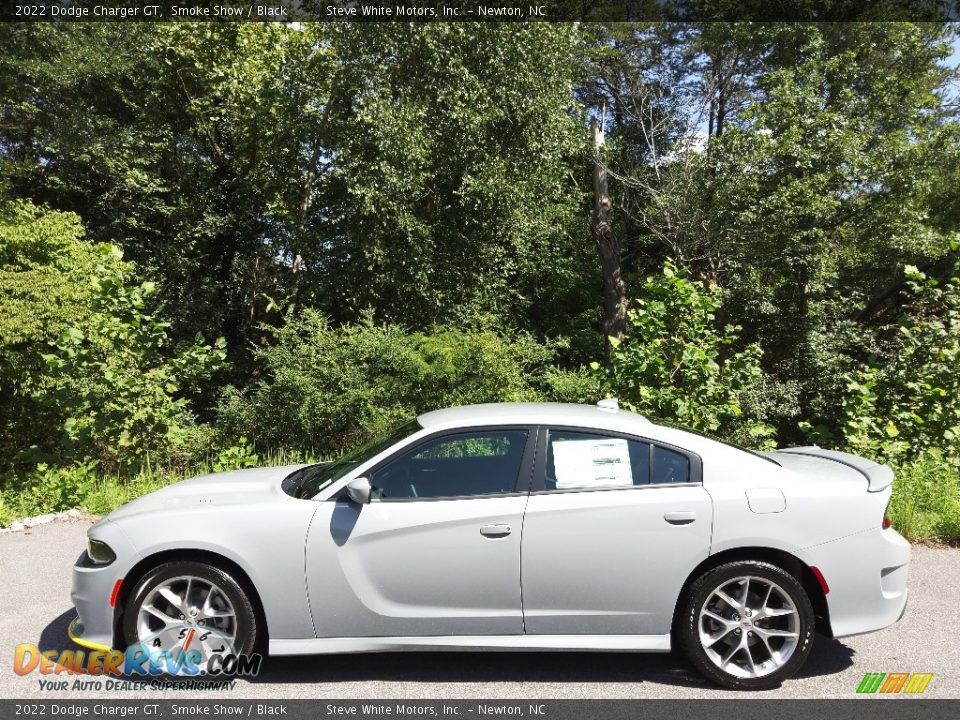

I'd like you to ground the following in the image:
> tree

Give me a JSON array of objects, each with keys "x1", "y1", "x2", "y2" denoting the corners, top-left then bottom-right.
[
  {"x1": 584, "y1": 22, "x2": 960, "y2": 438},
  {"x1": 0, "y1": 200, "x2": 113, "y2": 471},
  {"x1": 596, "y1": 262, "x2": 773, "y2": 446},
  {"x1": 0, "y1": 23, "x2": 600, "y2": 367},
  {"x1": 837, "y1": 251, "x2": 960, "y2": 463},
  {"x1": 705, "y1": 23, "x2": 959, "y2": 438},
  {"x1": 41, "y1": 246, "x2": 225, "y2": 469},
  {"x1": 310, "y1": 23, "x2": 589, "y2": 337}
]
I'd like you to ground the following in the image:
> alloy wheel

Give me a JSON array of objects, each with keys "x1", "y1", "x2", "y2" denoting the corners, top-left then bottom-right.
[
  {"x1": 697, "y1": 575, "x2": 801, "y2": 679},
  {"x1": 136, "y1": 574, "x2": 238, "y2": 668}
]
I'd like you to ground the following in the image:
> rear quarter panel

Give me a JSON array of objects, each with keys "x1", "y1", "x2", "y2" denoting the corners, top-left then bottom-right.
[{"x1": 705, "y1": 444, "x2": 890, "y2": 554}]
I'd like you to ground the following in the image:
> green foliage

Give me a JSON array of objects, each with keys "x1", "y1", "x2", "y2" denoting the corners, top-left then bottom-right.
[
  {"x1": 542, "y1": 367, "x2": 603, "y2": 405},
  {"x1": 41, "y1": 246, "x2": 226, "y2": 469},
  {"x1": 598, "y1": 263, "x2": 775, "y2": 447},
  {"x1": 315, "y1": 24, "x2": 587, "y2": 332},
  {"x1": 0, "y1": 200, "x2": 119, "y2": 468},
  {"x1": 1, "y1": 23, "x2": 959, "y2": 544},
  {"x1": 838, "y1": 254, "x2": 960, "y2": 463},
  {"x1": 887, "y1": 450, "x2": 960, "y2": 543},
  {"x1": 0, "y1": 23, "x2": 595, "y2": 371},
  {"x1": 219, "y1": 310, "x2": 557, "y2": 453},
  {"x1": 212, "y1": 439, "x2": 260, "y2": 473},
  {"x1": 0, "y1": 447, "x2": 315, "y2": 525},
  {"x1": 21, "y1": 461, "x2": 100, "y2": 513},
  {"x1": 700, "y1": 23, "x2": 959, "y2": 441}
]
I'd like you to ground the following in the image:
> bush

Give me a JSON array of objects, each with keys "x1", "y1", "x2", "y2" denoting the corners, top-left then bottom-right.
[
  {"x1": 838, "y1": 253, "x2": 960, "y2": 464},
  {"x1": 40, "y1": 245, "x2": 226, "y2": 470},
  {"x1": 218, "y1": 310, "x2": 558, "y2": 453},
  {"x1": 0, "y1": 200, "x2": 116, "y2": 471},
  {"x1": 596, "y1": 262, "x2": 775, "y2": 448},
  {"x1": 212, "y1": 439, "x2": 259, "y2": 473}
]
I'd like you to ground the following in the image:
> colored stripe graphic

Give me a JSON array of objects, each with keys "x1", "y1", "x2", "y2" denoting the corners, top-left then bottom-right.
[
  {"x1": 857, "y1": 672, "x2": 933, "y2": 694},
  {"x1": 903, "y1": 673, "x2": 933, "y2": 694},
  {"x1": 880, "y1": 672, "x2": 910, "y2": 693},
  {"x1": 857, "y1": 673, "x2": 886, "y2": 693}
]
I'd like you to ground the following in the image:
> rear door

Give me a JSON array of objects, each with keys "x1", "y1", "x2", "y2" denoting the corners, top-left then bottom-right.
[{"x1": 521, "y1": 426, "x2": 713, "y2": 635}]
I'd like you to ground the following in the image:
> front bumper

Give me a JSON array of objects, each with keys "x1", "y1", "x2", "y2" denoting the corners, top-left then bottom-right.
[
  {"x1": 800, "y1": 527, "x2": 911, "y2": 638},
  {"x1": 69, "y1": 519, "x2": 138, "y2": 651},
  {"x1": 67, "y1": 616, "x2": 112, "y2": 652}
]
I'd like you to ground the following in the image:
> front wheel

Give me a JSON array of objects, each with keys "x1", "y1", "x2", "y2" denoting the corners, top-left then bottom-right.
[
  {"x1": 121, "y1": 561, "x2": 260, "y2": 672},
  {"x1": 677, "y1": 561, "x2": 815, "y2": 690}
]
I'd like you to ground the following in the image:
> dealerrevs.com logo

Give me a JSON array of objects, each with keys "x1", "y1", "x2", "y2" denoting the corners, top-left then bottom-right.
[
  {"x1": 14, "y1": 642, "x2": 262, "y2": 691},
  {"x1": 856, "y1": 673, "x2": 934, "y2": 694}
]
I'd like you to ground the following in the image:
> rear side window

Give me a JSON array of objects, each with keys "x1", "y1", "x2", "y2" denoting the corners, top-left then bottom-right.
[
  {"x1": 653, "y1": 445, "x2": 691, "y2": 484},
  {"x1": 544, "y1": 429, "x2": 695, "y2": 491},
  {"x1": 545, "y1": 430, "x2": 650, "y2": 490}
]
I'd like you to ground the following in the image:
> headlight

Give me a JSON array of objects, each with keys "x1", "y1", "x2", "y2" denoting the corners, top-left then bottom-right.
[{"x1": 86, "y1": 537, "x2": 116, "y2": 565}]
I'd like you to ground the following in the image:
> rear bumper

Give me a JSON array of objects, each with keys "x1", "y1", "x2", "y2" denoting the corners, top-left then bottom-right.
[{"x1": 800, "y1": 527, "x2": 910, "y2": 638}]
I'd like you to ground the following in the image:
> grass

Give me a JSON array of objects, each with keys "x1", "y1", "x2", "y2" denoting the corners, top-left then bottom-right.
[
  {"x1": 2, "y1": 448, "x2": 959, "y2": 544},
  {"x1": 887, "y1": 451, "x2": 960, "y2": 544},
  {"x1": 0, "y1": 447, "x2": 317, "y2": 527}
]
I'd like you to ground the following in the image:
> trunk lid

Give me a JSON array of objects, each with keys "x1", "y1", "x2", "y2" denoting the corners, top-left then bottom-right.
[{"x1": 764, "y1": 446, "x2": 894, "y2": 492}]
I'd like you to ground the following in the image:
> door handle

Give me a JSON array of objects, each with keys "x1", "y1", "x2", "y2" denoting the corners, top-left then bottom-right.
[
  {"x1": 664, "y1": 511, "x2": 697, "y2": 525},
  {"x1": 479, "y1": 524, "x2": 512, "y2": 538}
]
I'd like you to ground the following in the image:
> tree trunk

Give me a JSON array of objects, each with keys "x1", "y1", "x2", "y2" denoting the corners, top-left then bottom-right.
[{"x1": 592, "y1": 116, "x2": 626, "y2": 362}]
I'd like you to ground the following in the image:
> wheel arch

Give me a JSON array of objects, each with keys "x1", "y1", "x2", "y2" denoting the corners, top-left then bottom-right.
[
  {"x1": 671, "y1": 546, "x2": 832, "y2": 642},
  {"x1": 112, "y1": 548, "x2": 269, "y2": 651}
]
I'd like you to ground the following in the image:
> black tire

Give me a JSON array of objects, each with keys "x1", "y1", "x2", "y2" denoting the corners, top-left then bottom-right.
[
  {"x1": 122, "y1": 561, "x2": 260, "y2": 662},
  {"x1": 677, "y1": 561, "x2": 815, "y2": 690}
]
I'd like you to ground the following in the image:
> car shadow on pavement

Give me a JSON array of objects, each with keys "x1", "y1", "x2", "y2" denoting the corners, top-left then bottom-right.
[
  {"x1": 794, "y1": 637, "x2": 857, "y2": 680},
  {"x1": 42, "y1": 608, "x2": 855, "y2": 690},
  {"x1": 40, "y1": 608, "x2": 76, "y2": 653},
  {"x1": 247, "y1": 637, "x2": 855, "y2": 689}
]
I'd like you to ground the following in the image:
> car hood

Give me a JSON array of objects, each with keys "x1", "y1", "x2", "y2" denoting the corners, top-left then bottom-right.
[{"x1": 105, "y1": 464, "x2": 308, "y2": 522}]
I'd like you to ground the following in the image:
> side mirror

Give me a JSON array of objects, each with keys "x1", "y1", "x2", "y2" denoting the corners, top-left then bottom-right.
[{"x1": 345, "y1": 477, "x2": 373, "y2": 505}]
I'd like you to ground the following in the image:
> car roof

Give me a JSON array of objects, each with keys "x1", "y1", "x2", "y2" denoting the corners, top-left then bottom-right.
[
  {"x1": 417, "y1": 402, "x2": 652, "y2": 434},
  {"x1": 413, "y1": 402, "x2": 774, "y2": 471}
]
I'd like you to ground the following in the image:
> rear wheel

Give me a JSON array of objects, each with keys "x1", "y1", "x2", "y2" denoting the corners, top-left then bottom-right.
[
  {"x1": 678, "y1": 561, "x2": 815, "y2": 690},
  {"x1": 122, "y1": 561, "x2": 259, "y2": 672}
]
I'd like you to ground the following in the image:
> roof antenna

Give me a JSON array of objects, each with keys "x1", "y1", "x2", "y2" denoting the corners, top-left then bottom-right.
[{"x1": 596, "y1": 398, "x2": 619, "y2": 411}]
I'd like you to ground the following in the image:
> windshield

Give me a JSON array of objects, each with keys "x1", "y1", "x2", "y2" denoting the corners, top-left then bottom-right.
[{"x1": 293, "y1": 420, "x2": 422, "y2": 499}]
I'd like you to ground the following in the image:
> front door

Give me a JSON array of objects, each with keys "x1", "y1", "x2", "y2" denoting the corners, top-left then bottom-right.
[
  {"x1": 521, "y1": 427, "x2": 713, "y2": 636},
  {"x1": 305, "y1": 427, "x2": 534, "y2": 638}
]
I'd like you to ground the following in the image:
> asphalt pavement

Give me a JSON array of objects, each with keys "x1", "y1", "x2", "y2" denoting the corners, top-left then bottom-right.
[{"x1": 1, "y1": 518, "x2": 957, "y2": 699}]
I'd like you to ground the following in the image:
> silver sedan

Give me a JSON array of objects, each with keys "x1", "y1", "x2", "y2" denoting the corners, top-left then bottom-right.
[{"x1": 70, "y1": 401, "x2": 910, "y2": 689}]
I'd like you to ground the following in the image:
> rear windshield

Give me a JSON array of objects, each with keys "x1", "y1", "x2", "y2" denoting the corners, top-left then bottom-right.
[{"x1": 660, "y1": 423, "x2": 781, "y2": 466}]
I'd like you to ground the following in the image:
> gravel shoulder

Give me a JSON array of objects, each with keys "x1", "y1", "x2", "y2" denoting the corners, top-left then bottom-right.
[{"x1": 1, "y1": 519, "x2": 957, "y2": 699}]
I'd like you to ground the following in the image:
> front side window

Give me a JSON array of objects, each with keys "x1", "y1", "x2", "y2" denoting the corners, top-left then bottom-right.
[
  {"x1": 544, "y1": 429, "x2": 692, "y2": 491},
  {"x1": 370, "y1": 429, "x2": 529, "y2": 500},
  {"x1": 292, "y1": 420, "x2": 421, "y2": 499}
]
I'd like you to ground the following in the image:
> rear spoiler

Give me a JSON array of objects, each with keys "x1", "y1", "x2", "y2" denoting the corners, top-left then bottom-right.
[{"x1": 776, "y1": 447, "x2": 894, "y2": 492}]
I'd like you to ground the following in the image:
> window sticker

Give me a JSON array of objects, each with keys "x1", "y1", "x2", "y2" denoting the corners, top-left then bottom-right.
[{"x1": 552, "y1": 437, "x2": 633, "y2": 489}]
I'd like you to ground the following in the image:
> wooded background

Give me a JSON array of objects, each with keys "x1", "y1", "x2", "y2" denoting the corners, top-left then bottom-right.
[{"x1": 1, "y1": 22, "x2": 958, "y2": 537}]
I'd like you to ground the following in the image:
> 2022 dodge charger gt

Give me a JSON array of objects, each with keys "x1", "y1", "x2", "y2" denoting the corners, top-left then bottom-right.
[{"x1": 69, "y1": 401, "x2": 910, "y2": 689}]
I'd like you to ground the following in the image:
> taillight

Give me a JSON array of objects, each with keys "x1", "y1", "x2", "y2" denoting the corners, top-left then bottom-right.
[{"x1": 882, "y1": 497, "x2": 893, "y2": 529}]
